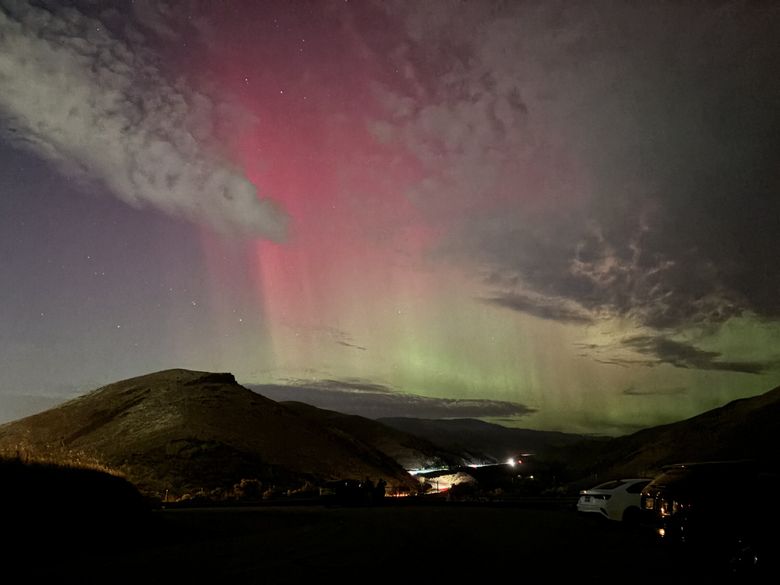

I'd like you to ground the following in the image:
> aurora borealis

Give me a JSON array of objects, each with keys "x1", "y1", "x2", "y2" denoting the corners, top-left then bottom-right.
[{"x1": 1, "y1": 1, "x2": 779, "y2": 435}]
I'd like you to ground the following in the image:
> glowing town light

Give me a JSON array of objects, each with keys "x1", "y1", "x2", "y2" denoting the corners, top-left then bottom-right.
[
  {"x1": 506, "y1": 458, "x2": 515, "y2": 466},
  {"x1": 408, "y1": 467, "x2": 448, "y2": 476}
]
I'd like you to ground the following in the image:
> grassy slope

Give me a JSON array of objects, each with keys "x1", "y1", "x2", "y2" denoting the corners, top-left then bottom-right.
[
  {"x1": 564, "y1": 385, "x2": 780, "y2": 482},
  {"x1": 0, "y1": 370, "x2": 419, "y2": 496},
  {"x1": 281, "y1": 401, "x2": 465, "y2": 469}
]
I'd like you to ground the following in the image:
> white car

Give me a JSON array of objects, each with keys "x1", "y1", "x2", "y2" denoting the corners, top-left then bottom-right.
[{"x1": 577, "y1": 478, "x2": 651, "y2": 522}]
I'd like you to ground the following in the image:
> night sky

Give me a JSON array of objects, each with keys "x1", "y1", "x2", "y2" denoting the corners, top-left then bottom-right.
[{"x1": 1, "y1": 0, "x2": 779, "y2": 435}]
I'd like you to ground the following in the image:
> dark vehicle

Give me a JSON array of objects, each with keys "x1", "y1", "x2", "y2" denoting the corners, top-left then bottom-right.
[{"x1": 641, "y1": 460, "x2": 779, "y2": 579}]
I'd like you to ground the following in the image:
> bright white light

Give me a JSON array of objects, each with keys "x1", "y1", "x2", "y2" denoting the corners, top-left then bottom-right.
[
  {"x1": 408, "y1": 467, "x2": 448, "y2": 476},
  {"x1": 506, "y1": 458, "x2": 515, "y2": 466}
]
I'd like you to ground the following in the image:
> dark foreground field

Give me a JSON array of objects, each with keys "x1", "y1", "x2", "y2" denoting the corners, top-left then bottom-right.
[{"x1": 22, "y1": 503, "x2": 732, "y2": 584}]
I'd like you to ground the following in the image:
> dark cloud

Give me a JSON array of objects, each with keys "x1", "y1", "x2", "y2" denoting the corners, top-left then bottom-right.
[
  {"x1": 372, "y1": 1, "x2": 780, "y2": 329},
  {"x1": 622, "y1": 386, "x2": 688, "y2": 397},
  {"x1": 293, "y1": 379, "x2": 396, "y2": 394},
  {"x1": 592, "y1": 359, "x2": 631, "y2": 369},
  {"x1": 336, "y1": 341, "x2": 367, "y2": 351},
  {"x1": 129, "y1": 0, "x2": 178, "y2": 39},
  {"x1": 304, "y1": 326, "x2": 368, "y2": 352},
  {"x1": 621, "y1": 335, "x2": 771, "y2": 375},
  {"x1": 0, "y1": 0, "x2": 287, "y2": 239},
  {"x1": 250, "y1": 379, "x2": 536, "y2": 420},
  {"x1": 479, "y1": 291, "x2": 593, "y2": 324}
]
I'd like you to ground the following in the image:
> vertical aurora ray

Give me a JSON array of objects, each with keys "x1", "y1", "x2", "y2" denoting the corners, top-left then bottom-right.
[{"x1": 186, "y1": 3, "x2": 448, "y2": 392}]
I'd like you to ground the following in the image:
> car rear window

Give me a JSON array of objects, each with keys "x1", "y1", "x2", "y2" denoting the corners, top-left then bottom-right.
[
  {"x1": 594, "y1": 480, "x2": 624, "y2": 490},
  {"x1": 626, "y1": 480, "x2": 650, "y2": 493}
]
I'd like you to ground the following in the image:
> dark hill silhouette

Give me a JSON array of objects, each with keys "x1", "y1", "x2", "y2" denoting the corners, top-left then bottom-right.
[
  {"x1": 378, "y1": 417, "x2": 592, "y2": 463},
  {"x1": 0, "y1": 369, "x2": 418, "y2": 496},
  {"x1": 2, "y1": 456, "x2": 152, "y2": 559},
  {"x1": 568, "y1": 385, "x2": 780, "y2": 481},
  {"x1": 281, "y1": 401, "x2": 465, "y2": 470}
]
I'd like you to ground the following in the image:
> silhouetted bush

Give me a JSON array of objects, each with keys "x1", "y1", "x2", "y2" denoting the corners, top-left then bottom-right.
[
  {"x1": 0, "y1": 456, "x2": 152, "y2": 556},
  {"x1": 448, "y1": 482, "x2": 477, "y2": 501},
  {"x1": 263, "y1": 486, "x2": 284, "y2": 499},
  {"x1": 287, "y1": 480, "x2": 318, "y2": 498},
  {"x1": 233, "y1": 478, "x2": 263, "y2": 500}
]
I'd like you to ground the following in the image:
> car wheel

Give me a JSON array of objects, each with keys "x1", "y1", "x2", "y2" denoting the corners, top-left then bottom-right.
[{"x1": 622, "y1": 506, "x2": 640, "y2": 525}]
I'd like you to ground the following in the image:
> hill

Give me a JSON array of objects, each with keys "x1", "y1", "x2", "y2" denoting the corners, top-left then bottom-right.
[
  {"x1": 280, "y1": 401, "x2": 465, "y2": 470},
  {"x1": 569, "y1": 385, "x2": 780, "y2": 481},
  {"x1": 1, "y1": 455, "x2": 156, "y2": 565},
  {"x1": 378, "y1": 417, "x2": 592, "y2": 464},
  {"x1": 0, "y1": 369, "x2": 418, "y2": 496}
]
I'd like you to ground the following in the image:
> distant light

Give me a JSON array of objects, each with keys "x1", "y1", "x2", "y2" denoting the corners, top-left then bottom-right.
[
  {"x1": 658, "y1": 528, "x2": 666, "y2": 538},
  {"x1": 506, "y1": 458, "x2": 515, "y2": 466},
  {"x1": 408, "y1": 467, "x2": 448, "y2": 476},
  {"x1": 529, "y1": 475, "x2": 534, "y2": 479}
]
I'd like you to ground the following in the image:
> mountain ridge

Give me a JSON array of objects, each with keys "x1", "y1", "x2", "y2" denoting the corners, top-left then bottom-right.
[
  {"x1": 0, "y1": 369, "x2": 419, "y2": 496},
  {"x1": 378, "y1": 416, "x2": 593, "y2": 463},
  {"x1": 565, "y1": 384, "x2": 780, "y2": 481}
]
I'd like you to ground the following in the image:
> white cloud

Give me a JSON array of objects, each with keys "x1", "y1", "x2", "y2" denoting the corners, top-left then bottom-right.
[{"x1": 0, "y1": 1, "x2": 287, "y2": 240}]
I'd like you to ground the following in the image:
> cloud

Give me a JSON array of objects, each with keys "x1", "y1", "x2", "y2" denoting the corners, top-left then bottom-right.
[
  {"x1": 622, "y1": 386, "x2": 687, "y2": 397},
  {"x1": 297, "y1": 379, "x2": 396, "y2": 394},
  {"x1": 129, "y1": 0, "x2": 178, "y2": 39},
  {"x1": 0, "y1": 1, "x2": 287, "y2": 239},
  {"x1": 621, "y1": 335, "x2": 771, "y2": 375},
  {"x1": 369, "y1": 1, "x2": 780, "y2": 328},
  {"x1": 250, "y1": 379, "x2": 536, "y2": 419},
  {"x1": 282, "y1": 324, "x2": 369, "y2": 352},
  {"x1": 479, "y1": 291, "x2": 593, "y2": 325},
  {"x1": 321, "y1": 327, "x2": 368, "y2": 351},
  {"x1": 336, "y1": 341, "x2": 367, "y2": 351}
]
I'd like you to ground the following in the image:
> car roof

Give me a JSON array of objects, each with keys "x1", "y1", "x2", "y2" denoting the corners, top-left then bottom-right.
[
  {"x1": 660, "y1": 459, "x2": 755, "y2": 471},
  {"x1": 589, "y1": 478, "x2": 651, "y2": 489}
]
